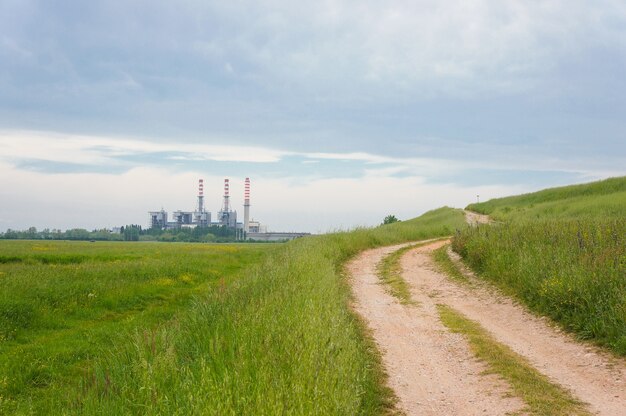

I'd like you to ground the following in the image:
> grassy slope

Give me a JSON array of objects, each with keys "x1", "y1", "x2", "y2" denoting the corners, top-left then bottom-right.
[
  {"x1": 466, "y1": 176, "x2": 626, "y2": 221},
  {"x1": 0, "y1": 241, "x2": 275, "y2": 414},
  {"x1": 455, "y1": 176, "x2": 626, "y2": 355},
  {"x1": 61, "y1": 207, "x2": 465, "y2": 415}
]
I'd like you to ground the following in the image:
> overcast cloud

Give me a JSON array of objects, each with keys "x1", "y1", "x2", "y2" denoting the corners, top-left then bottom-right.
[{"x1": 0, "y1": 1, "x2": 624, "y2": 232}]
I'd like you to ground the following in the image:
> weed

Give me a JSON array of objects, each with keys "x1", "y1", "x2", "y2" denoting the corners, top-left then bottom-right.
[{"x1": 431, "y1": 244, "x2": 470, "y2": 285}]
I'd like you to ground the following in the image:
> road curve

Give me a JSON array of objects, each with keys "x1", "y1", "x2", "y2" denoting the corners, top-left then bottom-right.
[{"x1": 349, "y1": 240, "x2": 626, "y2": 415}]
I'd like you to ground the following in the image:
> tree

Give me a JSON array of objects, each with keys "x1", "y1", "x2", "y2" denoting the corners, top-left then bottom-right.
[
  {"x1": 123, "y1": 225, "x2": 141, "y2": 241},
  {"x1": 383, "y1": 215, "x2": 400, "y2": 225}
]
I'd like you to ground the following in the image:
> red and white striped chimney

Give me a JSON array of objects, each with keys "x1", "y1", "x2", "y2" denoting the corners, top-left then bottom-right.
[
  {"x1": 244, "y1": 177, "x2": 250, "y2": 233},
  {"x1": 197, "y1": 178, "x2": 204, "y2": 212},
  {"x1": 222, "y1": 178, "x2": 230, "y2": 212}
]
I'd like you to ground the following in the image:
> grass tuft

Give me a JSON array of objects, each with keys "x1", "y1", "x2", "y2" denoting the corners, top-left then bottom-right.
[
  {"x1": 376, "y1": 243, "x2": 432, "y2": 305},
  {"x1": 430, "y1": 244, "x2": 470, "y2": 285}
]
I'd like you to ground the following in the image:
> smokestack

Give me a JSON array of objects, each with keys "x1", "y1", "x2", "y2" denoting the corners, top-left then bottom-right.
[
  {"x1": 244, "y1": 177, "x2": 250, "y2": 233},
  {"x1": 197, "y1": 179, "x2": 204, "y2": 213},
  {"x1": 222, "y1": 178, "x2": 230, "y2": 212}
]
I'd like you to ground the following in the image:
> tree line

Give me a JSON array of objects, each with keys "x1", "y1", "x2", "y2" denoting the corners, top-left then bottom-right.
[{"x1": 0, "y1": 225, "x2": 244, "y2": 243}]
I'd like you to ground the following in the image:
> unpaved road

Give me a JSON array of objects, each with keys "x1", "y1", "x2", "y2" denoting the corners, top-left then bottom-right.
[
  {"x1": 464, "y1": 210, "x2": 491, "y2": 225},
  {"x1": 348, "y1": 240, "x2": 626, "y2": 415}
]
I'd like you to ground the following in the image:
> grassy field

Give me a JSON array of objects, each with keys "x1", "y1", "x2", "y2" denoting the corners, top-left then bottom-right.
[
  {"x1": 0, "y1": 241, "x2": 276, "y2": 414},
  {"x1": 455, "y1": 176, "x2": 626, "y2": 355},
  {"x1": 1, "y1": 207, "x2": 466, "y2": 414}
]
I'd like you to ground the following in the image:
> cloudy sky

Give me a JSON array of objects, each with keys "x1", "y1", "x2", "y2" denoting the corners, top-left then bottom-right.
[{"x1": 1, "y1": 1, "x2": 625, "y2": 232}]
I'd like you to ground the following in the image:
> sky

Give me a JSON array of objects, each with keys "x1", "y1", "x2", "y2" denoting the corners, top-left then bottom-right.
[{"x1": 0, "y1": 1, "x2": 625, "y2": 233}]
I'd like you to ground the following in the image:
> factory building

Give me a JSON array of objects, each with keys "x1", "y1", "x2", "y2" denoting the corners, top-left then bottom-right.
[
  {"x1": 149, "y1": 210, "x2": 168, "y2": 229},
  {"x1": 149, "y1": 178, "x2": 243, "y2": 231},
  {"x1": 149, "y1": 177, "x2": 310, "y2": 241}
]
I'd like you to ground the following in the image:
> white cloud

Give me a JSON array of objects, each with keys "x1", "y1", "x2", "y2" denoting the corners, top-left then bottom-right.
[
  {"x1": 0, "y1": 130, "x2": 289, "y2": 165},
  {"x1": 2, "y1": 129, "x2": 622, "y2": 181}
]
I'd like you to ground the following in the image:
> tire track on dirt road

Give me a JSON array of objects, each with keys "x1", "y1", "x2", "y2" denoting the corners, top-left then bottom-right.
[
  {"x1": 349, "y1": 239, "x2": 626, "y2": 415},
  {"x1": 348, "y1": 241, "x2": 525, "y2": 415}
]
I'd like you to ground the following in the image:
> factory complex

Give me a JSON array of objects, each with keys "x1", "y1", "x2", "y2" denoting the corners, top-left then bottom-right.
[{"x1": 149, "y1": 178, "x2": 309, "y2": 241}]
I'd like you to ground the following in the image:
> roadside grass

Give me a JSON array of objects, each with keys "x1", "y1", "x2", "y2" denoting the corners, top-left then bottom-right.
[
  {"x1": 456, "y1": 176, "x2": 626, "y2": 356},
  {"x1": 49, "y1": 207, "x2": 465, "y2": 415},
  {"x1": 437, "y1": 304, "x2": 589, "y2": 416},
  {"x1": 430, "y1": 244, "x2": 470, "y2": 285},
  {"x1": 453, "y1": 218, "x2": 626, "y2": 355},
  {"x1": 0, "y1": 207, "x2": 465, "y2": 414}
]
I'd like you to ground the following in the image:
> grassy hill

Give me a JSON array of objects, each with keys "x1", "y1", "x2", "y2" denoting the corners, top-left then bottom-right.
[
  {"x1": 456, "y1": 176, "x2": 626, "y2": 355},
  {"x1": 466, "y1": 176, "x2": 626, "y2": 221}
]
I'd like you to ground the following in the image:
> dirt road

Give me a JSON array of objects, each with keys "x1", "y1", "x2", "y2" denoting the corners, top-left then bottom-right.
[
  {"x1": 464, "y1": 210, "x2": 491, "y2": 225},
  {"x1": 348, "y1": 240, "x2": 626, "y2": 415}
]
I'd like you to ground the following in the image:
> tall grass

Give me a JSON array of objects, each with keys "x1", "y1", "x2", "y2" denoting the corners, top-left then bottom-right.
[
  {"x1": 0, "y1": 208, "x2": 464, "y2": 415},
  {"x1": 0, "y1": 241, "x2": 275, "y2": 414},
  {"x1": 57, "y1": 207, "x2": 465, "y2": 414},
  {"x1": 453, "y1": 219, "x2": 626, "y2": 355}
]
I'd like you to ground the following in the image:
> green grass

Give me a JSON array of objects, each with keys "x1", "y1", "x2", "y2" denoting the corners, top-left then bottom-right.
[
  {"x1": 431, "y1": 244, "x2": 470, "y2": 285},
  {"x1": 455, "y1": 176, "x2": 626, "y2": 355},
  {"x1": 1, "y1": 207, "x2": 466, "y2": 415},
  {"x1": 453, "y1": 219, "x2": 626, "y2": 355},
  {"x1": 466, "y1": 176, "x2": 626, "y2": 222},
  {"x1": 437, "y1": 304, "x2": 589, "y2": 416},
  {"x1": 376, "y1": 242, "x2": 434, "y2": 305},
  {"x1": 376, "y1": 238, "x2": 450, "y2": 305},
  {"x1": 0, "y1": 241, "x2": 276, "y2": 414}
]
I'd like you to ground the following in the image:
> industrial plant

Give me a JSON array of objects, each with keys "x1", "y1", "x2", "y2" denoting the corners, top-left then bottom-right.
[{"x1": 149, "y1": 178, "x2": 309, "y2": 241}]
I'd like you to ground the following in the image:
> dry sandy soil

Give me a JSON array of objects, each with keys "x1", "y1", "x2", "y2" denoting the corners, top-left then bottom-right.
[{"x1": 348, "y1": 238, "x2": 626, "y2": 415}]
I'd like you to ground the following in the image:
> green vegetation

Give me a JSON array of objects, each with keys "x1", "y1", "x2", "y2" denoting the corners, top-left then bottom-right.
[
  {"x1": 437, "y1": 305, "x2": 588, "y2": 416},
  {"x1": 0, "y1": 241, "x2": 275, "y2": 414},
  {"x1": 1, "y1": 207, "x2": 465, "y2": 414},
  {"x1": 377, "y1": 240, "x2": 444, "y2": 305},
  {"x1": 431, "y1": 244, "x2": 470, "y2": 285},
  {"x1": 453, "y1": 219, "x2": 626, "y2": 354},
  {"x1": 377, "y1": 244, "x2": 418, "y2": 305},
  {"x1": 0, "y1": 224, "x2": 246, "y2": 243},
  {"x1": 465, "y1": 176, "x2": 626, "y2": 221},
  {"x1": 382, "y1": 214, "x2": 400, "y2": 225},
  {"x1": 456, "y1": 176, "x2": 626, "y2": 355},
  {"x1": 0, "y1": 227, "x2": 125, "y2": 241}
]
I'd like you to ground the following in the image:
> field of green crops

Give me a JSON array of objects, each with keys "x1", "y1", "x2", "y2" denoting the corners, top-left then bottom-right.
[
  {"x1": 455, "y1": 177, "x2": 626, "y2": 355},
  {"x1": 1, "y1": 207, "x2": 466, "y2": 415}
]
